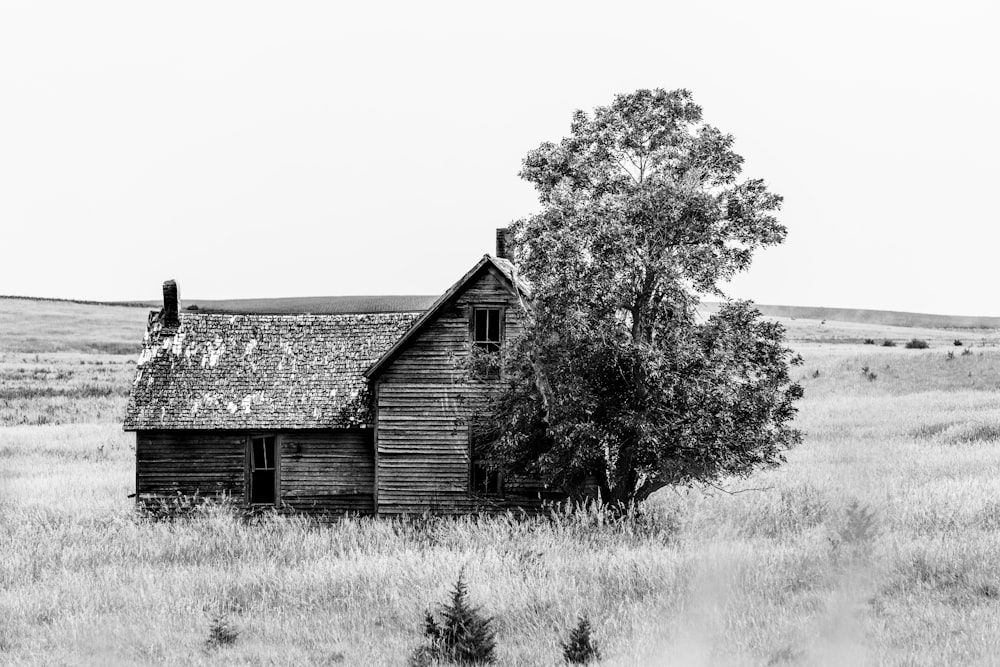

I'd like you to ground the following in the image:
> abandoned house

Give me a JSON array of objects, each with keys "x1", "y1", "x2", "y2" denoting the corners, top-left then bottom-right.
[{"x1": 123, "y1": 231, "x2": 546, "y2": 515}]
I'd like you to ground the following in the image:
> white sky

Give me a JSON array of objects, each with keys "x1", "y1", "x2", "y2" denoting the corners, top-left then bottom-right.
[{"x1": 1, "y1": 1, "x2": 997, "y2": 315}]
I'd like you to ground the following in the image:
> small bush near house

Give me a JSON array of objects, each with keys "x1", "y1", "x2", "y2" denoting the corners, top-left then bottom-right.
[
  {"x1": 882, "y1": 339, "x2": 897, "y2": 347},
  {"x1": 905, "y1": 339, "x2": 929, "y2": 349},
  {"x1": 205, "y1": 615, "x2": 239, "y2": 650},
  {"x1": 412, "y1": 570, "x2": 496, "y2": 665},
  {"x1": 562, "y1": 616, "x2": 601, "y2": 664}
]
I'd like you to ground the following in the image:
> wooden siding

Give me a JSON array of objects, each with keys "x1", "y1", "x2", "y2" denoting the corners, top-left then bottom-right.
[
  {"x1": 280, "y1": 429, "x2": 375, "y2": 514},
  {"x1": 376, "y1": 266, "x2": 538, "y2": 514},
  {"x1": 136, "y1": 429, "x2": 375, "y2": 515},
  {"x1": 136, "y1": 430, "x2": 245, "y2": 501}
]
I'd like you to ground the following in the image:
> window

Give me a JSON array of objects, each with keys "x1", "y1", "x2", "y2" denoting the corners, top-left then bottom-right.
[
  {"x1": 471, "y1": 461, "x2": 502, "y2": 496},
  {"x1": 470, "y1": 418, "x2": 502, "y2": 496},
  {"x1": 471, "y1": 307, "x2": 504, "y2": 380},
  {"x1": 472, "y1": 307, "x2": 502, "y2": 353},
  {"x1": 249, "y1": 435, "x2": 276, "y2": 505}
]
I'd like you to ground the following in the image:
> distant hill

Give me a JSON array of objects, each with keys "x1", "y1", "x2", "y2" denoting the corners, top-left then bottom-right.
[
  {"x1": 0, "y1": 297, "x2": 150, "y2": 354},
  {"x1": 5, "y1": 294, "x2": 1000, "y2": 355},
  {"x1": 701, "y1": 303, "x2": 1000, "y2": 330}
]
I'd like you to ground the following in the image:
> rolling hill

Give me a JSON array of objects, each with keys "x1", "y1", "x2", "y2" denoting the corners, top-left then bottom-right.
[{"x1": 4, "y1": 295, "x2": 1000, "y2": 355}]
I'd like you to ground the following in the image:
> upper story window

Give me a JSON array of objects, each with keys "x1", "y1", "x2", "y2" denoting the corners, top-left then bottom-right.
[{"x1": 472, "y1": 307, "x2": 502, "y2": 353}]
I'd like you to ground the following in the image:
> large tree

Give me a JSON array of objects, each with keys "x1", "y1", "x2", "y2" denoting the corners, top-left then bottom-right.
[{"x1": 480, "y1": 88, "x2": 803, "y2": 506}]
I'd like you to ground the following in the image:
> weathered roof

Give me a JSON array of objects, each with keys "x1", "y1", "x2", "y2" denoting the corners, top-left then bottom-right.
[
  {"x1": 364, "y1": 255, "x2": 529, "y2": 379},
  {"x1": 124, "y1": 310, "x2": 420, "y2": 430},
  {"x1": 489, "y1": 256, "x2": 531, "y2": 299},
  {"x1": 178, "y1": 295, "x2": 439, "y2": 314}
]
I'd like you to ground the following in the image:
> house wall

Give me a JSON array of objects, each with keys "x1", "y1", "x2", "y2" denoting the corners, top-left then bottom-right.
[
  {"x1": 375, "y1": 266, "x2": 539, "y2": 514},
  {"x1": 280, "y1": 429, "x2": 374, "y2": 514},
  {"x1": 136, "y1": 430, "x2": 246, "y2": 501},
  {"x1": 135, "y1": 429, "x2": 375, "y2": 514}
]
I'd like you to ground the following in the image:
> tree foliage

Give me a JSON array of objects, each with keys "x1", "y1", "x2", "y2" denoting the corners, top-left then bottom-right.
[{"x1": 481, "y1": 88, "x2": 803, "y2": 505}]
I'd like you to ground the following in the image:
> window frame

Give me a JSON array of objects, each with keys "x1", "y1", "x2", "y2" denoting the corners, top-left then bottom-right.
[
  {"x1": 470, "y1": 459, "x2": 503, "y2": 497},
  {"x1": 470, "y1": 305, "x2": 505, "y2": 353},
  {"x1": 468, "y1": 417, "x2": 504, "y2": 497},
  {"x1": 469, "y1": 305, "x2": 505, "y2": 380},
  {"x1": 246, "y1": 434, "x2": 280, "y2": 506}
]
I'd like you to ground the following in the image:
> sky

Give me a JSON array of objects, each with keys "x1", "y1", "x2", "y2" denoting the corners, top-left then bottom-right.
[{"x1": 1, "y1": 1, "x2": 998, "y2": 315}]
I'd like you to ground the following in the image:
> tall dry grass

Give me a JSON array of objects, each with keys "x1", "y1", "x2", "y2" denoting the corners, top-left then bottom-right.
[
  {"x1": 3, "y1": 344, "x2": 1000, "y2": 664},
  {"x1": 0, "y1": 353, "x2": 134, "y2": 426}
]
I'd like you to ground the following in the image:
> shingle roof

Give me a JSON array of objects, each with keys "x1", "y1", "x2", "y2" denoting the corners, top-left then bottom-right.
[
  {"x1": 124, "y1": 311, "x2": 420, "y2": 430},
  {"x1": 179, "y1": 294, "x2": 438, "y2": 314}
]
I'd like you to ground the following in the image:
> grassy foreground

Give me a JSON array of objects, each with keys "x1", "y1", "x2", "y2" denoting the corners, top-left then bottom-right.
[{"x1": 5, "y1": 311, "x2": 1000, "y2": 663}]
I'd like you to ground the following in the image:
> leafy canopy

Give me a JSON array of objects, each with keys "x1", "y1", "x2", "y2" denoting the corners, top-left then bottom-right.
[{"x1": 481, "y1": 88, "x2": 803, "y2": 505}]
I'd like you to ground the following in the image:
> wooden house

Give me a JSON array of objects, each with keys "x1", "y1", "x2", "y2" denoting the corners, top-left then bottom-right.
[{"x1": 123, "y1": 233, "x2": 546, "y2": 515}]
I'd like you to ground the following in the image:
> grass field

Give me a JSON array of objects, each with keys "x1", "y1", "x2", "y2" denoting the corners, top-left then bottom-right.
[{"x1": 3, "y1": 299, "x2": 1000, "y2": 665}]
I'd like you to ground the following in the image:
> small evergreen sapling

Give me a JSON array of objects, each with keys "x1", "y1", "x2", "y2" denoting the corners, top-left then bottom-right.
[
  {"x1": 562, "y1": 615, "x2": 601, "y2": 664},
  {"x1": 413, "y1": 570, "x2": 497, "y2": 665},
  {"x1": 205, "y1": 614, "x2": 239, "y2": 649}
]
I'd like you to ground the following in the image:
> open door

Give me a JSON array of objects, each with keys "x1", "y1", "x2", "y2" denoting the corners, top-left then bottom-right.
[{"x1": 249, "y1": 435, "x2": 277, "y2": 504}]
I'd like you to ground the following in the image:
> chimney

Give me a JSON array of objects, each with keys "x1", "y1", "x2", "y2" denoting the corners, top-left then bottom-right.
[
  {"x1": 495, "y1": 227, "x2": 512, "y2": 260},
  {"x1": 162, "y1": 280, "x2": 180, "y2": 329}
]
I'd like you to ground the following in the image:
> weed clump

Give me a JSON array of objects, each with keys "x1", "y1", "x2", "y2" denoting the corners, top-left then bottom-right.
[
  {"x1": 963, "y1": 347, "x2": 973, "y2": 356},
  {"x1": 881, "y1": 339, "x2": 896, "y2": 347},
  {"x1": 839, "y1": 499, "x2": 877, "y2": 544},
  {"x1": 412, "y1": 569, "x2": 496, "y2": 665},
  {"x1": 954, "y1": 339, "x2": 963, "y2": 346},
  {"x1": 205, "y1": 615, "x2": 239, "y2": 649},
  {"x1": 863, "y1": 338, "x2": 876, "y2": 345},
  {"x1": 946, "y1": 351, "x2": 955, "y2": 361},
  {"x1": 562, "y1": 616, "x2": 601, "y2": 664},
  {"x1": 905, "y1": 339, "x2": 929, "y2": 349},
  {"x1": 861, "y1": 365, "x2": 877, "y2": 382}
]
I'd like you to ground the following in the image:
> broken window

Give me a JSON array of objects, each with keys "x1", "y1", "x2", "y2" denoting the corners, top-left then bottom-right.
[
  {"x1": 249, "y1": 435, "x2": 276, "y2": 505},
  {"x1": 472, "y1": 308, "x2": 502, "y2": 353},
  {"x1": 471, "y1": 307, "x2": 503, "y2": 380}
]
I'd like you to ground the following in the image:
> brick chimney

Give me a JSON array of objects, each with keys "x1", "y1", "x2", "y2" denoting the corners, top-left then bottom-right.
[
  {"x1": 495, "y1": 227, "x2": 512, "y2": 260},
  {"x1": 162, "y1": 280, "x2": 180, "y2": 329}
]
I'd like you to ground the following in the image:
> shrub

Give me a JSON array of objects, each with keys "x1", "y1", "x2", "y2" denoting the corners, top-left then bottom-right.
[
  {"x1": 861, "y1": 365, "x2": 877, "y2": 382},
  {"x1": 413, "y1": 569, "x2": 496, "y2": 665},
  {"x1": 863, "y1": 338, "x2": 876, "y2": 345},
  {"x1": 946, "y1": 351, "x2": 955, "y2": 361},
  {"x1": 905, "y1": 339, "x2": 929, "y2": 349},
  {"x1": 205, "y1": 615, "x2": 239, "y2": 649},
  {"x1": 963, "y1": 347, "x2": 973, "y2": 356},
  {"x1": 562, "y1": 616, "x2": 601, "y2": 664},
  {"x1": 954, "y1": 339, "x2": 963, "y2": 346},
  {"x1": 881, "y1": 339, "x2": 896, "y2": 347},
  {"x1": 839, "y1": 499, "x2": 877, "y2": 544},
  {"x1": 811, "y1": 369, "x2": 820, "y2": 379}
]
